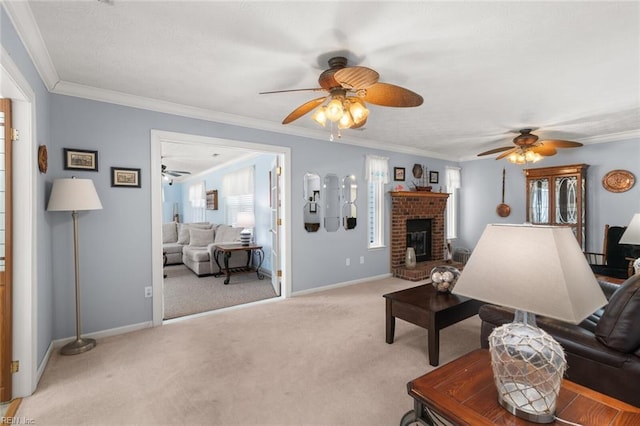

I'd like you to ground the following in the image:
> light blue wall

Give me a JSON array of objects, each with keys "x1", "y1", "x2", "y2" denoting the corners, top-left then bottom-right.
[
  {"x1": 1, "y1": 6, "x2": 54, "y2": 366},
  {"x1": 162, "y1": 183, "x2": 182, "y2": 223},
  {"x1": 458, "y1": 138, "x2": 640, "y2": 252}
]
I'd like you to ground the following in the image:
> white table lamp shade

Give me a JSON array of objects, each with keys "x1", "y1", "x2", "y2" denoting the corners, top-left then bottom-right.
[
  {"x1": 236, "y1": 211, "x2": 255, "y2": 228},
  {"x1": 619, "y1": 213, "x2": 640, "y2": 244},
  {"x1": 48, "y1": 178, "x2": 103, "y2": 211},
  {"x1": 453, "y1": 224, "x2": 607, "y2": 324}
]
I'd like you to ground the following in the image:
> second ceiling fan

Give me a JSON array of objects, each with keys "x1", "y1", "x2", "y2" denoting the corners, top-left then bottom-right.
[
  {"x1": 261, "y1": 56, "x2": 423, "y2": 136},
  {"x1": 477, "y1": 129, "x2": 583, "y2": 164}
]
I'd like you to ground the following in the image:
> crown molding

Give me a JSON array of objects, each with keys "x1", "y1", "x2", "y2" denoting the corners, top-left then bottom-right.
[
  {"x1": 2, "y1": 1, "x2": 59, "y2": 90},
  {"x1": 53, "y1": 80, "x2": 453, "y2": 161}
]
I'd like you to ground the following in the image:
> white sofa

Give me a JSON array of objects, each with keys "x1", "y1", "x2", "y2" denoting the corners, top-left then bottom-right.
[{"x1": 162, "y1": 222, "x2": 247, "y2": 276}]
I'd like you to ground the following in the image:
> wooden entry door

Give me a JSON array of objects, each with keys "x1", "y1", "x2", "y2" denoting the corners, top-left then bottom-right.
[{"x1": 0, "y1": 99, "x2": 13, "y2": 401}]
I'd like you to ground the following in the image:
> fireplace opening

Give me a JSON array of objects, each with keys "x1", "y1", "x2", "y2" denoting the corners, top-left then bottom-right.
[{"x1": 406, "y1": 219, "x2": 432, "y2": 262}]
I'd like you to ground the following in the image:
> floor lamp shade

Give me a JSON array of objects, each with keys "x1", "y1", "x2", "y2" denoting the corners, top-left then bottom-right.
[
  {"x1": 47, "y1": 178, "x2": 103, "y2": 211},
  {"x1": 453, "y1": 224, "x2": 607, "y2": 423},
  {"x1": 47, "y1": 178, "x2": 102, "y2": 355}
]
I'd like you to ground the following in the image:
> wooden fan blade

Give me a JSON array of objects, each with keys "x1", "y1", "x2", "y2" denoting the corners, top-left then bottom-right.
[
  {"x1": 541, "y1": 139, "x2": 583, "y2": 148},
  {"x1": 362, "y1": 82, "x2": 423, "y2": 107},
  {"x1": 282, "y1": 97, "x2": 326, "y2": 124},
  {"x1": 334, "y1": 66, "x2": 379, "y2": 90},
  {"x1": 259, "y1": 88, "x2": 325, "y2": 95},
  {"x1": 477, "y1": 146, "x2": 515, "y2": 156},
  {"x1": 532, "y1": 145, "x2": 557, "y2": 156},
  {"x1": 495, "y1": 148, "x2": 518, "y2": 160}
]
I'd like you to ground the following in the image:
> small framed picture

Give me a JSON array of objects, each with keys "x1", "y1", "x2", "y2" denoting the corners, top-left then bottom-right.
[
  {"x1": 429, "y1": 171, "x2": 439, "y2": 184},
  {"x1": 206, "y1": 190, "x2": 218, "y2": 210},
  {"x1": 111, "y1": 167, "x2": 141, "y2": 188},
  {"x1": 64, "y1": 148, "x2": 98, "y2": 171},
  {"x1": 309, "y1": 202, "x2": 317, "y2": 213},
  {"x1": 394, "y1": 167, "x2": 406, "y2": 181}
]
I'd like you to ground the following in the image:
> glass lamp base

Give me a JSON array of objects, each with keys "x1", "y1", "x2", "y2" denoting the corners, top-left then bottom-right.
[{"x1": 489, "y1": 311, "x2": 566, "y2": 424}]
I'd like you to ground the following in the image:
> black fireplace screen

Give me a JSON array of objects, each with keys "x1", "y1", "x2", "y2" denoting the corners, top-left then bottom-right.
[{"x1": 406, "y1": 219, "x2": 432, "y2": 262}]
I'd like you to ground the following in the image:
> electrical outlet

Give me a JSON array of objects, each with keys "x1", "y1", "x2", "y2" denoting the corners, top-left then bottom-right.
[
  {"x1": 346, "y1": 258, "x2": 350, "y2": 266},
  {"x1": 360, "y1": 256, "x2": 364, "y2": 264},
  {"x1": 144, "y1": 286, "x2": 152, "y2": 298}
]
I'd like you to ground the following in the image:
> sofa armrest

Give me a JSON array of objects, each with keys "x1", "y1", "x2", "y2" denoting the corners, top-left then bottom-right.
[
  {"x1": 598, "y1": 280, "x2": 620, "y2": 300},
  {"x1": 478, "y1": 305, "x2": 629, "y2": 369}
]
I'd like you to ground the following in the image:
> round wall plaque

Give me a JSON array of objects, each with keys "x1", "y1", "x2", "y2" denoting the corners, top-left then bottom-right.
[
  {"x1": 37, "y1": 145, "x2": 48, "y2": 174},
  {"x1": 602, "y1": 169, "x2": 635, "y2": 193}
]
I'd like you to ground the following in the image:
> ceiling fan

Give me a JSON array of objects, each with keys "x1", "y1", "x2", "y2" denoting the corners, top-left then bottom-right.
[
  {"x1": 162, "y1": 164, "x2": 190, "y2": 184},
  {"x1": 260, "y1": 56, "x2": 423, "y2": 137},
  {"x1": 477, "y1": 129, "x2": 583, "y2": 164}
]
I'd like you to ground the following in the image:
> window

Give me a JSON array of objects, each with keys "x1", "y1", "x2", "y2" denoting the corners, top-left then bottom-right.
[
  {"x1": 445, "y1": 166, "x2": 461, "y2": 239},
  {"x1": 188, "y1": 180, "x2": 206, "y2": 222},
  {"x1": 366, "y1": 155, "x2": 389, "y2": 248},
  {"x1": 222, "y1": 166, "x2": 255, "y2": 226}
]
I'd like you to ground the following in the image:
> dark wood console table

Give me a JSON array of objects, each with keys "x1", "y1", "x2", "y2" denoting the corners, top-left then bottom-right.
[
  {"x1": 402, "y1": 349, "x2": 640, "y2": 425},
  {"x1": 383, "y1": 284, "x2": 483, "y2": 366},
  {"x1": 212, "y1": 244, "x2": 264, "y2": 285}
]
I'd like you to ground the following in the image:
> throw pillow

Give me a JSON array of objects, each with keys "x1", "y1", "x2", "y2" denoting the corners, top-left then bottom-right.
[
  {"x1": 595, "y1": 274, "x2": 640, "y2": 353},
  {"x1": 177, "y1": 223, "x2": 190, "y2": 245},
  {"x1": 189, "y1": 228, "x2": 214, "y2": 247},
  {"x1": 162, "y1": 222, "x2": 178, "y2": 244}
]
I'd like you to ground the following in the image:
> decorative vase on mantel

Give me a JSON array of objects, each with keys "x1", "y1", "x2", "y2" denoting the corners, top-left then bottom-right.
[{"x1": 405, "y1": 247, "x2": 417, "y2": 269}]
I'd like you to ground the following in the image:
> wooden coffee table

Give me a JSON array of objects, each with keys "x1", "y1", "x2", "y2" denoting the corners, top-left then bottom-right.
[
  {"x1": 383, "y1": 284, "x2": 483, "y2": 366},
  {"x1": 402, "y1": 349, "x2": 640, "y2": 425}
]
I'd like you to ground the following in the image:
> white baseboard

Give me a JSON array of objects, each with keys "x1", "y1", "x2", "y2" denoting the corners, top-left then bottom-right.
[
  {"x1": 291, "y1": 273, "x2": 393, "y2": 297},
  {"x1": 36, "y1": 341, "x2": 54, "y2": 386},
  {"x1": 52, "y1": 321, "x2": 153, "y2": 348}
]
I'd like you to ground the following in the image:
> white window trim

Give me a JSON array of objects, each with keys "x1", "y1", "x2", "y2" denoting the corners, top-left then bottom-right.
[
  {"x1": 366, "y1": 155, "x2": 389, "y2": 249},
  {"x1": 445, "y1": 166, "x2": 461, "y2": 239}
]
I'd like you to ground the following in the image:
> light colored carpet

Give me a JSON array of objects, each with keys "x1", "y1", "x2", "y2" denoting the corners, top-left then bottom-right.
[
  {"x1": 163, "y1": 264, "x2": 277, "y2": 319},
  {"x1": 18, "y1": 277, "x2": 482, "y2": 425}
]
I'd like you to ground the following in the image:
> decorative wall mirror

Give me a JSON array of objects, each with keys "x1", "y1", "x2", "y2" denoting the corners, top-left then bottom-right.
[
  {"x1": 303, "y1": 172, "x2": 321, "y2": 232},
  {"x1": 342, "y1": 175, "x2": 357, "y2": 230},
  {"x1": 324, "y1": 174, "x2": 340, "y2": 232}
]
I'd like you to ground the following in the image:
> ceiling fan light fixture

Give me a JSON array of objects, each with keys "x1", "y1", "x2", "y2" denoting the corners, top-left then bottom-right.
[
  {"x1": 325, "y1": 98, "x2": 344, "y2": 122},
  {"x1": 338, "y1": 110, "x2": 354, "y2": 129},
  {"x1": 311, "y1": 106, "x2": 328, "y2": 127},
  {"x1": 348, "y1": 98, "x2": 369, "y2": 125}
]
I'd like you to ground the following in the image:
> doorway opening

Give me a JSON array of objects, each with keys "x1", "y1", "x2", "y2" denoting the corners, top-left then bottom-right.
[{"x1": 150, "y1": 131, "x2": 291, "y2": 325}]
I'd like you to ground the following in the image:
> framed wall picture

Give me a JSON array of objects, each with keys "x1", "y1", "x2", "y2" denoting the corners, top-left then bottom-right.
[
  {"x1": 394, "y1": 167, "x2": 406, "y2": 181},
  {"x1": 206, "y1": 190, "x2": 218, "y2": 210},
  {"x1": 64, "y1": 148, "x2": 98, "y2": 171},
  {"x1": 429, "y1": 171, "x2": 439, "y2": 184},
  {"x1": 111, "y1": 167, "x2": 141, "y2": 188}
]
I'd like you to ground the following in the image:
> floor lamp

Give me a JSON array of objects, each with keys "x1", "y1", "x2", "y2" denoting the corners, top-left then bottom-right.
[{"x1": 47, "y1": 177, "x2": 103, "y2": 355}]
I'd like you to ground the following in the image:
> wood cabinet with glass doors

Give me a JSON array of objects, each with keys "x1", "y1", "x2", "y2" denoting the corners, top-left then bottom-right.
[{"x1": 524, "y1": 164, "x2": 587, "y2": 249}]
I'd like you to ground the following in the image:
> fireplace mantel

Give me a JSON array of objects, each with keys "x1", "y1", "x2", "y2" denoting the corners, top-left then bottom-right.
[{"x1": 389, "y1": 191, "x2": 449, "y2": 199}]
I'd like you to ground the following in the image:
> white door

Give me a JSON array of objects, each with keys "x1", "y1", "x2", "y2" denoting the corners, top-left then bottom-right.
[{"x1": 270, "y1": 157, "x2": 281, "y2": 296}]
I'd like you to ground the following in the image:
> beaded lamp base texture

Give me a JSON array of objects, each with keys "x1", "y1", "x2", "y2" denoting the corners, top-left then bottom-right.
[{"x1": 488, "y1": 311, "x2": 566, "y2": 424}]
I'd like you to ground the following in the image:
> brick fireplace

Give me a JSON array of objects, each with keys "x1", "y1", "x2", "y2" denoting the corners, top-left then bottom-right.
[{"x1": 390, "y1": 191, "x2": 449, "y2": 281}]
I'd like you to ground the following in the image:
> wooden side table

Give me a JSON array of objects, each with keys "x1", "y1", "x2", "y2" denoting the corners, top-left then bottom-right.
[
  {"x1": 402, "y1": 349, "x2": 640, "y2": 425},
  {"x1": 212, "y1": 243, "x2": 264, "y2": 285}
]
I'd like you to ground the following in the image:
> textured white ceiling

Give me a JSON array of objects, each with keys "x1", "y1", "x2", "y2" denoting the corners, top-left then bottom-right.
[{"x1": 5, "y1": 1, "x2": 640, "y2": 174}]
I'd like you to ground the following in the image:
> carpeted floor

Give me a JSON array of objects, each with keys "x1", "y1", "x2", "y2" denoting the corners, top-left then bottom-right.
[
  {"x1": 18, "y1": 276, "x2": 482, "y2": 425},
  {"x1": 163, "y1": 264, "x2": 277, "y2": 319}
]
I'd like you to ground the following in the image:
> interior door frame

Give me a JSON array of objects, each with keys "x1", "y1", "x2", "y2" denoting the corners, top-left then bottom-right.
[
  {"x1": 150, "y1": 130, "x2": 291, "y2": 326},
  {"x1": 0, "y1": 98, "x2": 13, "y2": 401},
  {"x1": 1, "y1": 47, "x2": 37, "y2": 398}
]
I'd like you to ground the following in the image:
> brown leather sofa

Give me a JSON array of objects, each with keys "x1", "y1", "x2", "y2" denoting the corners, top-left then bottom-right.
[{"x1": 479, "y1": 274, "x2": 640, "y2": 407}]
